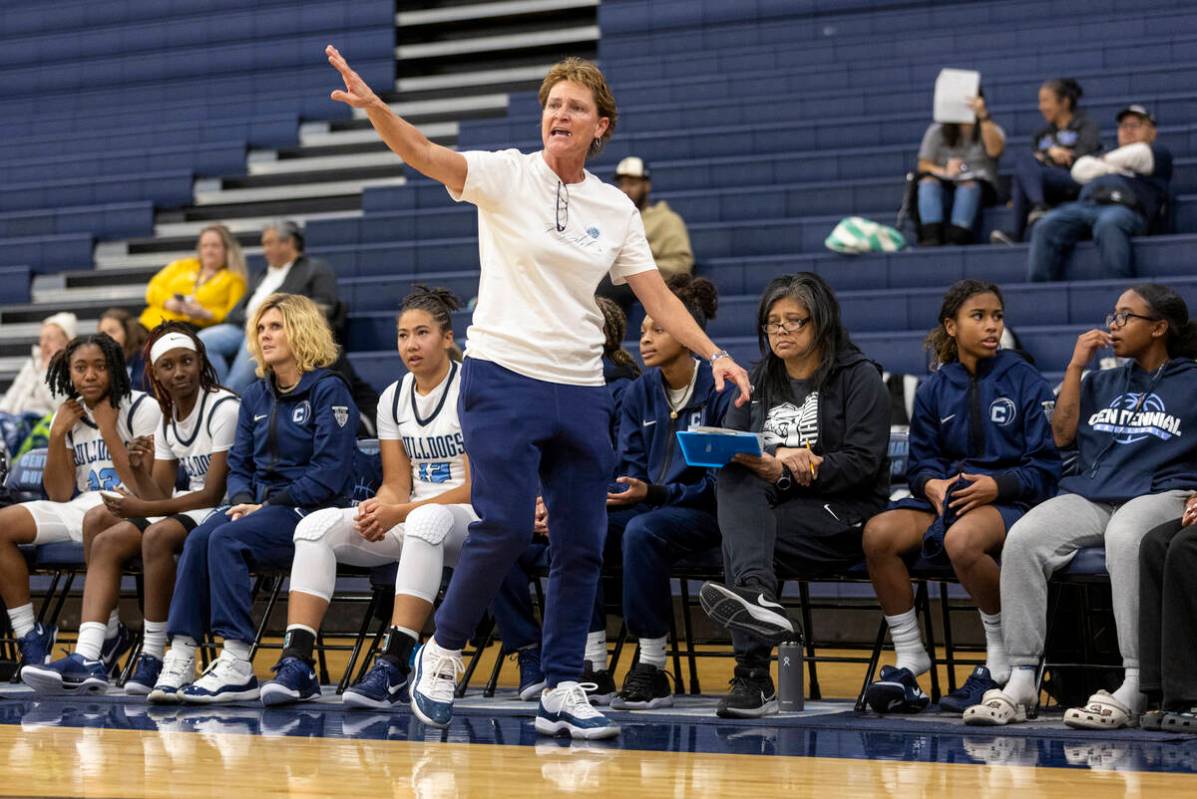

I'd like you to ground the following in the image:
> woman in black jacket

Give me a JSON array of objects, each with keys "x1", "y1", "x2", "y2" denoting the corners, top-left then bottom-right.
[
  {"x1": 993, "y1": 78, "x2": 1101, "y2": 244},
  {"x1": 699, "y1": 273, "x2": 891, "y2": 719}
]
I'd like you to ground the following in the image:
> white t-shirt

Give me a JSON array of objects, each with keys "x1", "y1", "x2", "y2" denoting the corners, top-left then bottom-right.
[
  {"x1": 58, "y1": 391, "x2": 163, "y2": 493},
  {"x1": 448, "y1": 149, "x2": 658, "y2": 385},
  {"x1": 376, "y1": 361, "x2": 468, "y2": 502},
  {"x1": 153, "y1": 388, "x2": 240, "y2": 492},
  {"x1": 245, "y1": 259, "x2": 295, "y2": 318}
]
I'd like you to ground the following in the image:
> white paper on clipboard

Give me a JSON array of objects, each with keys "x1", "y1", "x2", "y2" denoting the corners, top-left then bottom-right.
[{"x1": 933, "y1": 68, "x2": 980, "y2": 124}]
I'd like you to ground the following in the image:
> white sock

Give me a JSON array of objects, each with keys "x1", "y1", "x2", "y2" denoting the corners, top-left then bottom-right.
[
  {"x1": 76, "y1": 622, "x2": 108, "y2": 661},
  {"x1": 105, "y1": 609, "x2": 120, "y2": 639},
  {"x1": 1005, "y1": 666, "x2": 1038, "y2": 705},
  {"x1": 426, "y1": 636, "x2": 462, "y2": 658},
  {"x1": 885, "y1": 608, "x2": 931, "y2": 676},
  {"x1": 979, "y1": 610, "x2": 1010, "y2": 684},
  {"x1": 585, "y1": 630, "x2": 607, "y2": 670},
  {"x1": 223, "y1": 639, "x2": 252, "y2": 663},
  {"x1": 638, "y1": 636, "x2": 668, "y2": 670},
  {"x1": 7, "y1": 603, "x2": 35, "y2": 639},
  {"x1": 142, "y1": 620, "x2": 168, "y2": 660},
  {"x1": 169, "y1": 636, "x2": 197, "y2": 660},
  {"x1": 1112, "y1": 667, "x2": 1145, "y2": 713}
]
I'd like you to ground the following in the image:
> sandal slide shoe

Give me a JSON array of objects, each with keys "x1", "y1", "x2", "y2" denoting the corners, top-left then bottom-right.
[
  {"x1": 1162, "y1": 708, "x2": 1197, "y2": 732},
  {"x1": 1063, "y1": 690, "x2": 1137, "y2": 730},
  {"x1": 1140, "y1": 709, "x2": 1166, "y2": 731},
  {"x1": 962, "y1": 689, "x2": 1028, "y2": 726}
]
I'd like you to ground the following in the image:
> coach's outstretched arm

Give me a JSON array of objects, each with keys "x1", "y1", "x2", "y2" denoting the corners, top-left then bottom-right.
[{"x1": 326, "y1": 45, "x2": 467, "y2": 195}]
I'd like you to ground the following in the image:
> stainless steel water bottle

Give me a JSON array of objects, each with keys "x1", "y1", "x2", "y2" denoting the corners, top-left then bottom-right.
[{"x1": 777, "y1": 640, "x2": 804, "y2": 711}]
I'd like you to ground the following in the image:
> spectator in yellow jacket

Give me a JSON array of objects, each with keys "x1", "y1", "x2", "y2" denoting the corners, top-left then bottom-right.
[{"x1": 140, "y1": 225, "x2": 247, "y2": 330}]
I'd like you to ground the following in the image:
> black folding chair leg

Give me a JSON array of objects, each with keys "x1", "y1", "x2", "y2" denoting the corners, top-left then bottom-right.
[
  {"x1": 248, "y1": 575, "x2": 285, "y2": 661},
  {"x1": 667, "y1": 607, "x2": 684, "y2": 695},
  {"x1": 855, "y1": 617, "x2": 889, "y2": 712},
  {"x1": 939, "y1": 581, "x2": 958, "y2": 693},
  {"x1": 916, "y1": 581, "x2": 941, "y2": 703},
  {"x1": 798, "y1": 581, "x2": 821, "y2": 701},
  {"x1": 483, "y1": 647, "x2": 507, "y2": 699},
  {"x1": 678, "y1": 579, "x2": 701, "y2": 695},
  {"x1": 338, "y1": 592, "x2": 380, "y2": 694},
  {"x1": 315, "y1": 631, "x2": 331, "y2": 685}
]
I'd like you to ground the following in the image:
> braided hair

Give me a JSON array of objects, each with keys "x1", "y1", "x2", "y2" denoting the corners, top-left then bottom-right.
[
  {"x1": 398, "y1": 284, "x2": 463, "y2": 361},
  {"x1": 596, "y1": 296, "x2": 641, "y2": 377},
  {"x1": 46, "y1": 333, "x2": 130, "y2": 408},
  {"x1": 142, "y1": 322, "x2": 225, "y2": 421}
]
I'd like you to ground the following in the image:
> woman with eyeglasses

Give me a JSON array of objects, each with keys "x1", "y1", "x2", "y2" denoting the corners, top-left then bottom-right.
[
  {"x1": 697, "y1": 273, "x2": 891, "y2": 718},
  {"x1": 324, "y1": 47, "x2": 750, "y2": 739},
  {"x1": 860, "y1": 280, "x2": 1060, "y2": 717},
  {"x1": 964, "y1": 284, "x2": 1197, "y2": 730}
]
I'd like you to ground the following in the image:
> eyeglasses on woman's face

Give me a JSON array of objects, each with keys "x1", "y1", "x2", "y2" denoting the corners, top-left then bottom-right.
[
  {"x1": 761, "y1": 317, "x2": 810, "y2": 336},
  {"x1": 1106, "y1": 310, "x2": 1159, "y2": 329}
]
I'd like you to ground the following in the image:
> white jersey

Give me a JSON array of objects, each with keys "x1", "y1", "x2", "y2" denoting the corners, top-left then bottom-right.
[
  {"x1": 376, "y1": 361, "x2": 468, "y2": 502},
  {"x1": 58, "y1": 391, "x2": 162, "y2": 493},
  {"x1": 154, "y1": 388, "x2": 240, "y2": 493}
]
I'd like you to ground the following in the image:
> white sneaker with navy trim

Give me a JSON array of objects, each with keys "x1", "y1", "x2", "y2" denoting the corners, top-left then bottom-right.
[
  {"x1": 534, "y1": 681, "x2": 621, "y2": 740},
  {"x1": 180, "y1": 650, "x2": 260, "y2": 704}
]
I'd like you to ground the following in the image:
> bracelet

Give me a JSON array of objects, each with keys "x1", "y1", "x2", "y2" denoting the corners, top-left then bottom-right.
[{"x1": 709, "y1": 349, "x2": 731, "y2": 364}]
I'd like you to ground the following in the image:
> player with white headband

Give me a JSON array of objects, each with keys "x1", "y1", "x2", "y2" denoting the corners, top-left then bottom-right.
[{"x1": 22, "y1": 323, "x2": 238, "y2": 696}]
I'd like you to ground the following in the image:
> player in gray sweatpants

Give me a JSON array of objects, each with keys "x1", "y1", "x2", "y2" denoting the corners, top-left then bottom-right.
[{"x1": 1001, "y1": 490, "x2": 1188, "y2": 671}]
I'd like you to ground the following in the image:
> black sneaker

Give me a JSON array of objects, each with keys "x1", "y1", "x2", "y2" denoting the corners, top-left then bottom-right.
[
  {"x1": 699, "y1": 582, "x2": 795, "y2": 641},
  {"x1": 580, "y1": 662, "x2": 616, "y2": 706},
  {"x1": 610, "y1": 663, "x2": 673, "y2": 710},
  {"x1": 717, "y1": 666, "x2": 778, "y2": 719}
]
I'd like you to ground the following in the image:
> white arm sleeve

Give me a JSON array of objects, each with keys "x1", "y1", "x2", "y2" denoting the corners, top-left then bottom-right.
[
  {"x1": 1070, "y1": 155, "x2": 1120, "y2": 184},
  {"x1": 1101, "y1": 142, "x2": 1155, "y2": 175}
]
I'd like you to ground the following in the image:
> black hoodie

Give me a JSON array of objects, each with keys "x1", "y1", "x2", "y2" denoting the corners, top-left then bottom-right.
[{"x1": 723, "y1": 347, "x2": 892, "y2": 508}]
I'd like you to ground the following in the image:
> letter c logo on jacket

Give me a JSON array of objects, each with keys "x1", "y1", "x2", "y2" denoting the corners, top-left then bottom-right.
[
  {"x1": 292, "y1": 401, "x2": 311, "y2": 425},
  {"x1": 989, "y1": 397, "x2": 1016, "y2": 426}
]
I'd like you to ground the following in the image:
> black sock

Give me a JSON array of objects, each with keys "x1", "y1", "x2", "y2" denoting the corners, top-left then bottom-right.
[
  {"x1": 281, "y1": 627, "x2": 316, "y2": 664},
  {"x1": 379, "y1": 627, "x2": 418, "y2": 671}
]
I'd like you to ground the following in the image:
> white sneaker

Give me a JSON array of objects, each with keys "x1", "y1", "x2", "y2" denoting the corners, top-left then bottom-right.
[
  {"x1": 410, "y1": 641, "x2": 463, "y2": 729},
  {"x1": 148, "y1": 648, "x2": 196, "y2": 704},
  {"x1": 179, "y1": 650, "x2": 260, "y2": 704},
  {"x1": 535, "y1": 681, "x2": 621, "y2": 740}
]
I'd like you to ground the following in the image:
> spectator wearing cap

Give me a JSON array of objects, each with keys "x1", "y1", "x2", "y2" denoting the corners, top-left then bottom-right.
[
  {"x1": 0, "y1": 312, "x2": 76, "y2": 452},
  {"x1": 197, "y1": 220, "x2": 339, "y2": 392},
  {"x1": 1028, "y1": 105, "x2": 1172, "y2": 282},
  {"x1": 597, "y1": 156, "x2": 695, "y2": 313}
]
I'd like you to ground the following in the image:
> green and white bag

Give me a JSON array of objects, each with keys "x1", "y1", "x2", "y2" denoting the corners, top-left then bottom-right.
[{"x1": 825, "y1": 216, "x2": 907, "y2": 254}]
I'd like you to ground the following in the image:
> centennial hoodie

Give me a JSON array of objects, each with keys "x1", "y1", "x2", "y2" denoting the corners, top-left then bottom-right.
[{"x1": 1061, "y1": 357, "x2": 1197, "y2": 502}]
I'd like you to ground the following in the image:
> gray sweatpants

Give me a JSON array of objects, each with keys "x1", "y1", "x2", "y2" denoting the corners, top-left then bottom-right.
[{"x1": 1001, "y1": 490, "x2": 1188, "y2": 669}]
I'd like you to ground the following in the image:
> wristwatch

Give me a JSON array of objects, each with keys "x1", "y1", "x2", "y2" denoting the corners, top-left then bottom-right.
[
  {"x1": 775, "y1": 465, "x2": 793, "y2": 491},
  {"x1": 709, "y1": 349, "x2": 731, "y2": 364}
]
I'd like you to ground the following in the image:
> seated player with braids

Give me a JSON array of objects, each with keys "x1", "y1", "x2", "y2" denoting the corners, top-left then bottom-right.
[
  {"x1": 0, "y1": 333, "x2": 160, "y2": 672},
  {"x1": 149, "y1": 294, "x2": 358, "y2": 704},
  {"x1": 21, "y1": 323, "x2": 239, "y2": 695},
  {"x1": 259, "y1": 286, "x2": 475, "y2": 708}
]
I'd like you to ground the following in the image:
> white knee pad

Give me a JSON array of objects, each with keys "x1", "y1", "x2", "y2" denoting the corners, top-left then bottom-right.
[
  {"x1": 293, "y1": 507, "x2": 351, "y2": 544},
  {"x1": 403, "y1": 504, "x2": 455, "y2": 547}
]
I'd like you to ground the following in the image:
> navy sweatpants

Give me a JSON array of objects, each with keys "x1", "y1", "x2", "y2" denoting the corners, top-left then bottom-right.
[
  {"x1": 166, "y1": 505, "x2": 304, "y2": 645},
  {"x1": 434, "y1": 357, "x2": 615, "y2": 687}
]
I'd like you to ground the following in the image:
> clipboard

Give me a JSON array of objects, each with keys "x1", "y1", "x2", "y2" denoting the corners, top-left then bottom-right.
[{"x1": 676, "y1": 426, "x2": 764, "y2": 468}]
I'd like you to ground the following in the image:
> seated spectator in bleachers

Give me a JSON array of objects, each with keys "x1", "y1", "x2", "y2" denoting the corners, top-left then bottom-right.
[
  {"x1": 489, "y1": 300, "x2": 640, "y2": 703},
  {"x1": 596, "y1": 156, "x2": 694, "y2": 314},
  {"x1": 1027, "y1": 104, "x2": 1172, "y2": 282},
  {"x1": 198, "y1": 221, "x2": 338, "y2": 393},
  {"x1": 98, "y1": 308, "x2": 148, "y2": 391},
  {"x1": 991, "y1": 78, "x2": 1100, "y2": 245},
  {"x1": 0, "y1": 312, "x2": 75, "y2": 453},
  {"x1": 150, "y1": 294, "x2": 356, "y2": 703},
  {"x1": 139, "y1": 224, "x2": 247, "y2": 331},
  {"x1": 861, "y1": 280, "x2": 1060, "y2": 716},
  {"x1": 258, "y1": 287, "x2": 475, "y2": 709},
  {"x1": 916, "y1": 94, "x2": 1006, "y2": 246},
  {"x1": 0, "y1": 333, "x2": 160, "y2": 671},
  {"x1": 964, "y1": 284, "x2": 1197, "y2": 729},
  {"x1": 698, "y1": 273, "x2": 891, "y2": 718},
  {"x1": 21, "y1": 323, "x2": 238, "y2": 696},
  {"x1": 605, "y1": 275, "x2": 731, "y2": 711},
  {"x1": 1138, "y1": 492, "x2": 1197, "y2": 731}
]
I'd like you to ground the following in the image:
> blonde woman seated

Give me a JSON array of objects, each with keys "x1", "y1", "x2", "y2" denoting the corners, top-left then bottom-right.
[{"x1": 140, "y1": 225, "x2": 246, "y2": 330}]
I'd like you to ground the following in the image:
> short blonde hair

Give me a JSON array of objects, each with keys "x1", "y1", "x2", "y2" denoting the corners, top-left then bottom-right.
[
  {"x1": 197, "y1": 224, "x2": 247, "y2": 280},
  {"x1": 246, "y1": 293, "x2": 339, "y2": 378},
  {"x1": 538, "y1": 57, "x2": 618, "y2": 155}
]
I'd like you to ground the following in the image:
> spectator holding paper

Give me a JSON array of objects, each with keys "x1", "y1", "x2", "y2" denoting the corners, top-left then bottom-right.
[{"x1": 917, "y1": 72, "x2": 1006, "y2": 247}]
